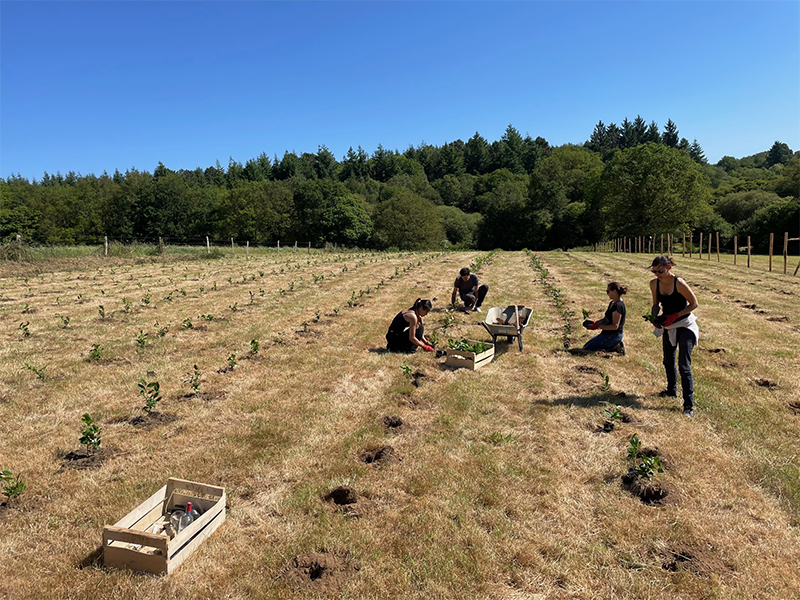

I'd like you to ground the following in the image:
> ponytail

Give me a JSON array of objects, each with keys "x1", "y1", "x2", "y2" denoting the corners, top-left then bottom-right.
[
  {"x1": 607, "y1": 282, "x2": 628, "y2": 295},
  {"x1": 412, "y1": 298, "x2": 432, "y2": 312}
]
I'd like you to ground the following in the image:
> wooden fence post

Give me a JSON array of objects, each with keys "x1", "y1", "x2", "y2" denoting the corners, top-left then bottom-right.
[
  {"x1": 747, "y1": 236, "x2": 751, "y2": 268},
  {"x1": 277, "y1": 240, "x2": 280, "y2": 251},
  {"x1": 784, "y1": 232, "x2": 789, "y2": 274},
  {"x1": 206, "y1": 236, "x2": 210, "y2": 254},
  {"x1": 769, "y1": 233, "x2": 773, "y2": 271},
  {"x1": 707, "y1": 232, "x2": 711, "y2": 261},
  {"x1": 660, "y1": 234, "x2": 664, "y2": 254},
  {"x1": 308, "y1": 241, "x2": 311, "y2": 254},
  {"x1": 104, "y1": 236, "x2": 108, "y2": 257},
  {"x1": 231, "y1": 238, "x2": 234, "y2": 254},
  {"x1": 716, "y1": 232, "x2": 720, "y2": 262},
  {"x1": 689, "y1": 232, "x2": 692, "y2": 258},
  {"x1": 294, "y1": 241, "x2": 298, "y2": 253},
  {"x1": 682, "y1": 233, "x2": 686, "y2": 257},
  {"x1": 734, "y1": 235, "x2": 737, "y2": 265},
  {"x1": 699, "y1": 233, "x2": 703, "y2": 260},
  {"x1": 246, "y1": 241, "x2": 249, "y2": 256}
]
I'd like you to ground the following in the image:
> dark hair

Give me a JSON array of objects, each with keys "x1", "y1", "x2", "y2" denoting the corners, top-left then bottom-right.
[
  {"x1": 459, "y1": 267, "x2": 470, "y2": 276},
  {"x1": 412, "y1": 298, "x2": 432, "y2": 312},
  {"x1": 651, "y1": 254, "x2": 675, "y2": 268},
  {"x1": 607, "y1": 282, "x2": 628, "y2": 295}
]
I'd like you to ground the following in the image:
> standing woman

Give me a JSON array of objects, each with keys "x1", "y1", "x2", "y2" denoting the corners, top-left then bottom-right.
[
  {"x1": 386, "y1": 298, "x2": 434, "y2": 353},
  {"x1": 649, "y1": 255, "x2": 699, "y2": 417}
]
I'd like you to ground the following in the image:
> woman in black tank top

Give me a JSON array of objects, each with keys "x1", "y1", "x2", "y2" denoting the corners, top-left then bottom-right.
[
  {"x1": 649, "y1": 255, "x2": 699, "y2": 417},
  {"x1": 386, "y1": 298, "x2": 434, "y2": 353}
]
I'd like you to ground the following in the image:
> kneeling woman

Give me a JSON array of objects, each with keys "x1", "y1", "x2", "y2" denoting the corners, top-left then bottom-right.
[
  {"x1": 386, "y1": 298, "x2": 434, "y2": 353},
  {"x1": 581, "y1": 282, "x2": 627, "y2": 354}
]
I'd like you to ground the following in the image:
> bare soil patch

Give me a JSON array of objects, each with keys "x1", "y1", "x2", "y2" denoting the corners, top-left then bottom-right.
[
  {"x1": 659, "y1": 543, "x2": 734, "y2": 578},
  {"x1": 61, "y1": 448, "x2": 107, "y2": 470},
  {"x1": 621, "y1": 470, "x2": 675, "y2": 505},
  {"x1": 382, "y1": 415, "x2": 404, "y2": 432},
  {"x1": 753, "y1": 378, "x2": 778, "y2": 389},
  {"x1": 283, "y1": 550, "x2": 358, "y2": 593},
  {"x1": 129, "y1": 412, "x2": 178, "y2": 429},
  {"x1": 359, "y1": 445, "x2": 397, "y2": 465}
]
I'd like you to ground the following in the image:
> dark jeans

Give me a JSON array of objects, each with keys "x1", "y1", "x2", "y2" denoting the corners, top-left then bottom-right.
[
  {"x1": 583, "y1": 332, "x2": 622, "y2": 352},
  {"x1": 662, "y1": 327, "x2": 695, "y2": 409},
  {"x1": 387, "y1": 324, "x2": 424, "y2": 353},
  {"x1": 461, "y1": 284, "x2": 489, "y2": 309}
]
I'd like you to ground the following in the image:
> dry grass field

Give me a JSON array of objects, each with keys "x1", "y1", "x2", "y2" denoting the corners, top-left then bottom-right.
[{"x1": 1, "y1": 248, "x2": 798, "y2": 600}]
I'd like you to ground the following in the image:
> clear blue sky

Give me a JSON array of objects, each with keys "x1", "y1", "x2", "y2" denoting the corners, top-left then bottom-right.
[{"x1": 2, "y1": 1, "x2": 798, "y2": 180}]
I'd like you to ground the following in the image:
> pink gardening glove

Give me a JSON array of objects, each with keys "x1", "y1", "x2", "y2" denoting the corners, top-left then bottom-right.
[{"x1": 422, "y1": 344, "x2": 434, "y2": 352}]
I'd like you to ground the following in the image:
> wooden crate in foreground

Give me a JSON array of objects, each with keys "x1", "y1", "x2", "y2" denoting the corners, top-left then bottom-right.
[
  {"x1": 103, "y1": 478, "x2": 226, "y2": 575},
  {"x1": 444, "y1": 340, "x2": 495, "y2": 370}
]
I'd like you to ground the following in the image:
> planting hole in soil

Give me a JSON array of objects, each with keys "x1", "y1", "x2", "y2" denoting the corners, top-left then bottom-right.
[
  {"x1": 359, "y1": 445, "x2": 396, "y2": 465},
  {"x1": 411, "y1": 371, "x2": 427, "y2": 387},
  {"x1": 130, "y1": 412, "x2": 178, "y2": 429},
  {"x1": 382, "y1": 415, "x2": 404, "y2": 430},
  {"x1": 62, "y1": 448, "x2": 106, "y2": 470},
  {"x1": 284, "y1": 551, "x2": 357, "y2": 593},
  {"x1": 622, "y1": 471, "x2": 671, "y2": 504},
  {"x1": 754, "y1": 378, "x2": 778, "y2": 389},
  {"x1": 325, "y1": 486, "x2": 357, "y2": 505}
]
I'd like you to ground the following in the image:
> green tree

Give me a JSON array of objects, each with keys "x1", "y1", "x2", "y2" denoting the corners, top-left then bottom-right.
[
  {"x1": 593, "y1": 143, "x2": 712, "y2": 237},
  {"x1": 371, "y1": 187, "x2": 445, "y2": 249},
  {"x1": 464, "y1": 132, "x2": 490, "y2": 175},
  {"x1": 662, "y1": 119, "x2": 679, "y2": 148},
  {"x1": 766, "y1": 141, "x2": 793, "y2": 168},
  {"x1": 437, "y1": 205, "x2": 480, "y2": 247}
]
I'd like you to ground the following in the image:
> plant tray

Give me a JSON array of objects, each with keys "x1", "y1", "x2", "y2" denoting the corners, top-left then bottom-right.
[
  {"x1": 103, "y1": 478, "x2": 226, "y2": 575},
  {"x1": 444, "y1": 339, "x2": 495, "y2": 371}
]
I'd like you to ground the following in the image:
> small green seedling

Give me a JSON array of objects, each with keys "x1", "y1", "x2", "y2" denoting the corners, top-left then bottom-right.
[
  {"x1": 229, "y1": 302, "x2": 238, "y2": 312},
  {"x1": 200, "y1": 314, "x2": 214, "y2": 321},
  {"x1": 250, "y1": 339, "x2": 260, "y2": 354},
  {"x1": 0, "y1": 467, "x2": 25, "y2": 500},
  {"x1": 155, "y1": 322, "x2": 170, "y2": 337},
  {"x1": 635, "y1": 455, "x2": 664, "y2": 481},
  {"x1": 141, "y1": 292, "x2": 151, "y2": 306},
  {"x1": 135, "y1": 330, "x2": 149, "y2": 348},
  {"x1": 581, "y1": 308, "x2": 590, "y2": 320},
  {"x1": 79, "y1": 413, "x2": 101, "y2": 452},
  {"x1": 137, "y1": 379, "x2": 162, "y2": 413},
  {"x1": 400, "y1": 362, "x2": 413, "y2": 381},
  {"x1": 122, "y1": 297, "x2": 133, "y2": 313},
  {"x1": 98, "y1": 305, "x2": 105, "y2": 319},
  {"x1": 183, "y1": 317, "x2": 193, "y2": 329},
  {"x1": 600, "y1": 371, "x2": 610, "y2": 392},
  {"x1": 627, "y1": 433, "x2": 642, "y2": 459},
  {"x1": 19, "y1": 322, "x2": 30, "y2": 337},
  {"x1": 24, "y1": 362, "x2": 47, "y2": 381},
  {"x1": 88, "y1": 344, "x2": 103, "y2": 361},
  {"x1": 184, "y1": 365, "x2": 201, "y2": 394},
  {"x1": 56, "y1": 314, "x2": 70, "y2": 328},
  {"x1": 603, "y1": 404, "x2": 622, "y2": 421},
  {"x1": 333, "y1": 307, "x2": 339, "y2": 315},
  {"x1": 227, "y1": 353, "x2": 238, "y2": 370}
]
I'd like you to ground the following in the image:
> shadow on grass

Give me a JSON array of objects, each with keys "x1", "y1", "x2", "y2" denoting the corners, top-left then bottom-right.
[
  {"x1": 532, "y1": 392, "x2": 646, "y2": 410},
  {"x1": 77, "y1": 546, "x2": 103, "y2": 570}
]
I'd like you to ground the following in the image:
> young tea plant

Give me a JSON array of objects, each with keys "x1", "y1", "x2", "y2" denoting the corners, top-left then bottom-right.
[
  {"x1": 135, "y1": 330, "x2": 149, "y2": 348},
  {"x1": 603, "y1": 404, "x2": 622, "y2": 422},
  {"x1": 184, "y1": 365, "x2": 201, "y2": 395},
  {"x1": 635, "y1": 455, "x2": 664, "y2": 481},
  {"x1": 79, "y1": 413, "x2": 101, "y2": 453},
  {"x1": 19, "y1": 322, "x2": 30, "y2": 337},
  {"x1": 0, "y1": 467, "x2": 25, "y2": 501},
  {"x1": 56, "y1": 314, "x2": 70, "y2": 328},
  {"x1": 250, "y1": 339, "x2": 260, "y2": 355},
  {"x1": 88, "y1": 344, "x2": 103, "y2": 361},
  {"x1": 400, "y1": 362, "x2": 413, "y2": 382},
  {"x1": 23, "y1": 362, "x2": 47, "y2": 381},
  {"x1": 227, "y1": 352, "x2": 238, "y2": 370},
  {"x1": 599, "y1": 371, "x2": 611, "y2": 392},
  {"x1": 627, "y1": 433, "x2": 642, "y2": 459},
  {"x1": 98, "y1": 305, "x2": 105, "y2": 319},
  {"x1": 137, "y1": 379, "x2": 162, "y2": 413}
]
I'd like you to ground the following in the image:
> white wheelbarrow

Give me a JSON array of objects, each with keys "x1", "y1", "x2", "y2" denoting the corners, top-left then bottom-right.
[{"x1": 479, "y1": 305, "x2": 533, "y2": 352}]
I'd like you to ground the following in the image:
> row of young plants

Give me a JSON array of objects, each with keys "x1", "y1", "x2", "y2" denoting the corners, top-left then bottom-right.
[{"x1": 526, "y1": 250, "x2": 574, "y2": 346}]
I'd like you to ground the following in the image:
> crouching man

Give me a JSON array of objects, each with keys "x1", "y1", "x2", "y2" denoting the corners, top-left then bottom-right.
[{"x1": 451, "y1": 267, "x2": 489, "y2": 313}]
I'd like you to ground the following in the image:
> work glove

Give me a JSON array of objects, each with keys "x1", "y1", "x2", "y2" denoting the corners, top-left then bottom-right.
[
  {"x1": 662, "y1": 313, "x2": 680, "y2": 327},
  {"x1": 422, "y1": 344, "x2": 435, "y2": 352},
  {"x1": 583, "y1": 320, "x2": 599, "y2": 330}
]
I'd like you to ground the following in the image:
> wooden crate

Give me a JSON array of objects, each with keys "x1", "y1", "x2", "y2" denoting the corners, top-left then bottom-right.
[
  {"x1": 103, "y1": 478, "x2": 226, "y2": 575},
  {"x1": 444, "y1": 340, "x2": 494, "y2": 371}
]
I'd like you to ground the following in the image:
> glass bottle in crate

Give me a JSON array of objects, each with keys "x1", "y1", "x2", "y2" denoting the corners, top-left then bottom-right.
[{"x1": 178, "y1": 501, "x2": 195, "y2": 532}]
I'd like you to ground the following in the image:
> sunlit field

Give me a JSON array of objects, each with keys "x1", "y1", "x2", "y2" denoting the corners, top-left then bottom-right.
[{"x1": 1, "y1": 248, "x2": 798, "y2": 599}]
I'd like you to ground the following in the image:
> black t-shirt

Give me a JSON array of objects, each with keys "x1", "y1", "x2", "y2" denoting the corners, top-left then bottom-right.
[
  {"x1": 454, "y1": 274, "x2": 479, "y2": 296},
  {"x1": 601, "y1": 300, "x2": 625, "y2": 335}
]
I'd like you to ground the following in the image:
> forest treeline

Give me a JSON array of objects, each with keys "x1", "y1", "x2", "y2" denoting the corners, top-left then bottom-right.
[{"x1": 2, "y1": 119, "x2": 798, "y2": 253}]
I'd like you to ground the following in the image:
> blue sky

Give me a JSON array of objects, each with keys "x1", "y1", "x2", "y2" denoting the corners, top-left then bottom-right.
[{"x1": 1, "y1": 1, "x2": 798, "y2": 180}]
